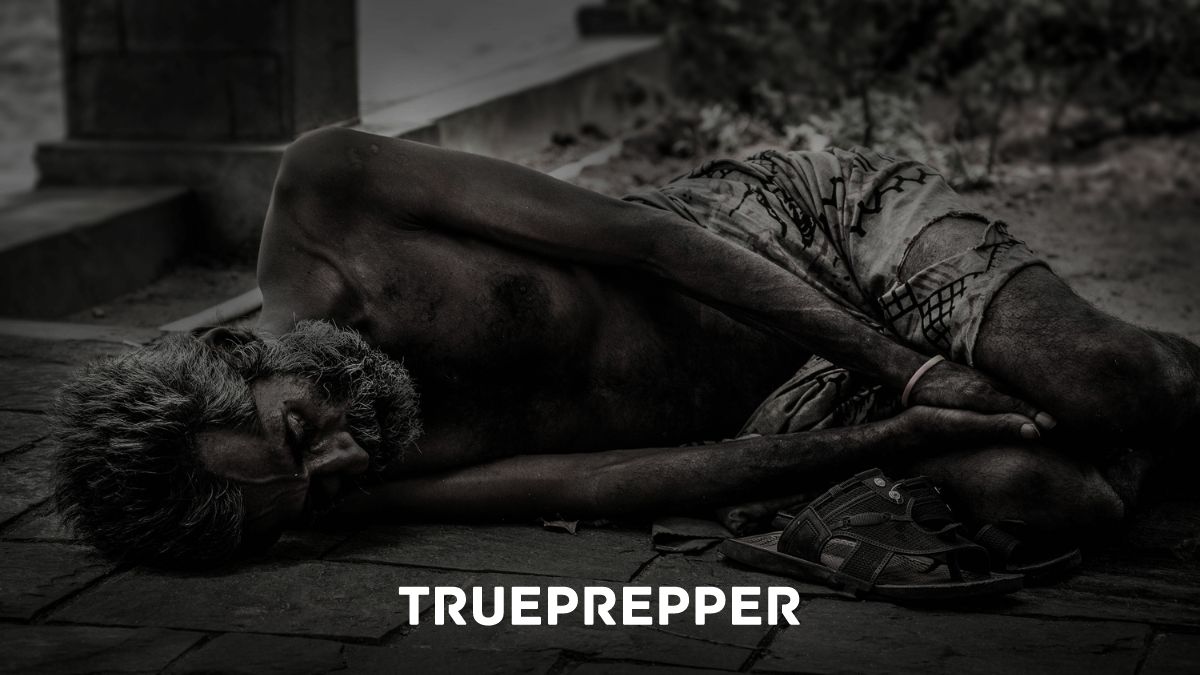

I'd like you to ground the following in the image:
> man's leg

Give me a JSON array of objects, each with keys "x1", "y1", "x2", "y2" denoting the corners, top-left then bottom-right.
[
  {"x1": 896, "y1": 216, "x2": 1199, "y2": 526},
  {"x1": 906, "y1": 445, "x2": 1125, "y2": 537},
  {"x1": 902, "y1": 219, "x2": 1198, "y2": 454}
]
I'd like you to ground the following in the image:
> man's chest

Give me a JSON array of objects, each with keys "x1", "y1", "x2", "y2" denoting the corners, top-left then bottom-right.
[{"x1": 370, "y1": 274, "x2": 805, "y2": 474}]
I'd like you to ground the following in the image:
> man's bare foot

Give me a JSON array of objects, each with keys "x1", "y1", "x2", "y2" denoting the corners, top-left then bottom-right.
[
  {"x1": 1151, "y1": 331, "x2": 1200, "y2": 443},
  {"x1": 1101, "y1": 447, "x2": 1155, "y2": 511}
]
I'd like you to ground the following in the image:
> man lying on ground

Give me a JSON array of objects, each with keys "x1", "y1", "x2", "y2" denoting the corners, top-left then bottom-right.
[{"x1": 53, "y1": 128, "x2": 1198, "y2": 597}]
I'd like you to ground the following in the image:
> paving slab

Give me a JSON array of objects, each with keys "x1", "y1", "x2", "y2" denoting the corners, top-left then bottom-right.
[
  {"x1": 1142, "y1": 633, "x2": 1200, "y2": 675},
  {"x1": 164, "y1": 633, "x2": 345, "y2": 675},
  {"x1": 997, "y1": 555, "x2": 1200, "y2": 629},
  {"x1": 0, "y1": 542, "x2": 113, "y2": 620},
  {"x1": 1122, "y1": 501, "x2": 1200, "y2": 561},
  {"x1": 632, "y1": 549, "x2": 826, "y2": 648},
  {"x1": 169, "y1": 633, "x2": 563, "y2": 675},
  {"x1": 330, "y1": 523, "x2": 655, "y2": 582},
  {"x1": 271, "y1": 527, "x2": 353, "y2": 560},
  {"x1": 0, "y1": 319, "x2": 161, "y2": 345},
  {"x1": 403, "y1": 573, "x2": 755, "y2": 671},
  {"x1": 638, "y1": 548, "x2": 836, "y2": 598},
  {"x1": 0, "y1": 501, "x2": 73, "y2": 541},
  {"x1": 1004, "y1": 588, "x2": 1200, "y2": 629},
  {"x1": 0, "y1": 624, "x2": 202, "y2": 675},
  {"x1": 0, "y1": 410, "x2": 47, "y2": 455},
  {"x1": 568, "y1": 664, "x2": 733, "y2": 675},
  {"x1": 341, "y1": 646, "x2": 561, "y2": 675},
  {"x1": 0, "y1": 359, "x2": 74, "y2": 411},
  {"x1": 0, "y1": 333, "x2": 131, "y2": 364},
  {"x1": 53, "y1": 560, "x2": 470, "y2": 640},
  {"x1": 1079, "y1": 555, "x2": 1200, "y2": 600},
  {"x1": 0, "y1": 441, "x2": 56, "y2": 525},
  {"x1": 751, "y1": 599, "x2": 1151, "y2": 674}
]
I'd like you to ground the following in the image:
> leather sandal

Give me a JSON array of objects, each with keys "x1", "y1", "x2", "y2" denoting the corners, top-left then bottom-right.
[
  {"x1": 719, "y1": 468, "x2": 1023, "y2": 601},
  {"x1": 972, "y1": 520, "x2": 1082, "y2": 584}
]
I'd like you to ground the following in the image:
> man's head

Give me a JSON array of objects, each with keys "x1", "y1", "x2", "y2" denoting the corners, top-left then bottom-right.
[{"x1": 53, "y1": 320, "x2": 421, "y2": 568}]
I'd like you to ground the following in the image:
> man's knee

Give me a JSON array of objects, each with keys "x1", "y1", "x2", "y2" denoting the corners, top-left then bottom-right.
[
  {"x1": 980, "y1": 450, "x2": 1124, "y2": 534},
  {"x1": 926, "y1": 448, "x2": 1124, "y2": 535},
  {"x1": 978, "y1": 266, "x2": 1194, "y2": 438},
  {"x1": 1068, "y1": 329, "x2": 1191, "y2": 435}
]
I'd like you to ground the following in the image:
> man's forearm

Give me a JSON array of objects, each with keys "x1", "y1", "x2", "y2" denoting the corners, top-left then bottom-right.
[
  {"x1": 340, "y1": 418, "x2": 916, "y2": 521},
  {"x1": 586, "y1": 418, "x2": 912, "y2": 516}
]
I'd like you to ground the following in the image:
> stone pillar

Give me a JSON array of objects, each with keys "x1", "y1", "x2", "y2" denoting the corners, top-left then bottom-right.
[
  {"x1": 59, "y1": 0, "x2": 358, "y2": 142},
  {"x1": 39, "y1": 0, "x2": 359, "y2": 257}
]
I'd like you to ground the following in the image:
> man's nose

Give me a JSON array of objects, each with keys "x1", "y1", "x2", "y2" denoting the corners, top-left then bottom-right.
[{"x1": 305, "y1": 430, "x2": 370, "y2": 477}]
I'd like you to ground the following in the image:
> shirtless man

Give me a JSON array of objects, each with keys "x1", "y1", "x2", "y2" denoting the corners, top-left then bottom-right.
[{"x1": 54, "y1": 127, "x2": 1197, "y2": 572}]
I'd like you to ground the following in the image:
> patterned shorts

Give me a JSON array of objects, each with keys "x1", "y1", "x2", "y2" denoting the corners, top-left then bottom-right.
[{"x1": 625, "y1": 146, "x2": 1048, "y2": 436}]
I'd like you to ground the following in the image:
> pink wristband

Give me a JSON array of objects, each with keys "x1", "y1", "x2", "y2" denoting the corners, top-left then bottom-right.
[{"x1": 901, "y1": 355, "x2": 946, "y2": 407}]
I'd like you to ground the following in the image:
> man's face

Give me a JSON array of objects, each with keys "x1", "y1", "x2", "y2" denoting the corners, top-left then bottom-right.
[
  {"x1": 197, "y1": 375, "x2": 368, "y2": 542},
  {"x1": 193, "y1": 320, "x2": 422, "y2": 544}
]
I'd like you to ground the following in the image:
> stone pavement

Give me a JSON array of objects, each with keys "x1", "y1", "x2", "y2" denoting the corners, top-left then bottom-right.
[{"x1": 2, "y1": 158, "x2": 1200, "y2": 673}]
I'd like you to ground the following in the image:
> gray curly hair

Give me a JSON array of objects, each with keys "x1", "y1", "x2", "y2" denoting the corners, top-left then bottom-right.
[{"x1": 54, "y1": 320, "x2": 420, "y2": 568}]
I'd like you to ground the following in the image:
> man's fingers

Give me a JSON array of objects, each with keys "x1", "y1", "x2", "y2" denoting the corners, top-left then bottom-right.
[
  {"x1": 925, "y1": 409, "x2": 1038, "y2": 445},
  {"x1": 977, "y1": 386, "x2": 1055, "y2": 433},
  {"x1": 967, "y1": 411, "x2": 1040, "y2": 443},
  {"x1": 912, "y1": 362, "x2": 1057, "y2": 432}
]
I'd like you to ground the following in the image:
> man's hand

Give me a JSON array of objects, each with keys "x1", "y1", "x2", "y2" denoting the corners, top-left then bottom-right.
[
  {"x1": 905, "y1": 360, "x2": 1056, "y2": 435},
  {"x1": 895, "y1": 404, "x2": 1046, "y2": 452}
]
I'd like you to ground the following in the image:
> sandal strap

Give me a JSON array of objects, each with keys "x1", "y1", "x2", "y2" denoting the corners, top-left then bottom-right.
[
  {"x1": 896, "y1": 476, "x2": 957, "y2": 528},
  {"x1": 777, "y1": 468, "x2": 986, "y2": 588},
  {"x1": 974, "y1": 523, "x2": 1023, "y2": 565}
]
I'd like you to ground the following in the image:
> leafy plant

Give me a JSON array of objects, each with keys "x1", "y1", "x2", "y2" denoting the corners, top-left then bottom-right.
[{"x1": 631, "y1": 0, "x2": 1200, "y2": 181}]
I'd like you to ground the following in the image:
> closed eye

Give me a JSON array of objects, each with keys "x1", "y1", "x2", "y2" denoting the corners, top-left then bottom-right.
[{"x1": 282, "y1": 407, "x2": 313, "y2": 463}]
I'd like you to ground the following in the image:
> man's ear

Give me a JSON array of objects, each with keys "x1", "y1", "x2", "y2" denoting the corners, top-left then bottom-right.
[{"x1": 193, "y1": 326, "x2": 260, "y2": 350}]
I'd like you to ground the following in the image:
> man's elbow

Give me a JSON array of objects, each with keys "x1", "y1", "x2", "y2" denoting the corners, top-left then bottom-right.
[{"x1": 632, "y1": 211, "x2": 695, "y2": 278}]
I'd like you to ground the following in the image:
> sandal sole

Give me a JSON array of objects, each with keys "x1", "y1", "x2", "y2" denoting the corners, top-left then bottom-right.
[{"x1": 721, "y1": 532, "x2": 1024, "y2": 601}]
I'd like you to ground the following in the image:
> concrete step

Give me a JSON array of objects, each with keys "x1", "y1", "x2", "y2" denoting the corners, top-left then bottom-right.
[
  {"x1": 0, "y1": 187, "x2": 194, "y2": 319},
  {"x1": 36, "y1": 36, "x2": 666, "y2": 258}
]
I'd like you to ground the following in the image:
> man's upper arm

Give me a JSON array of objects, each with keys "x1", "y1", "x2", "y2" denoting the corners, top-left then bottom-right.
[{"x1": 358, "y1": 136, "x2": 673, "y2": 271}]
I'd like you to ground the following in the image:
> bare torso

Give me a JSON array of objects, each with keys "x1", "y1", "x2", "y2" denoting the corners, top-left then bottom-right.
[{"x1": 257, "y1": 215, "x2": 806, "y2": 475}]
